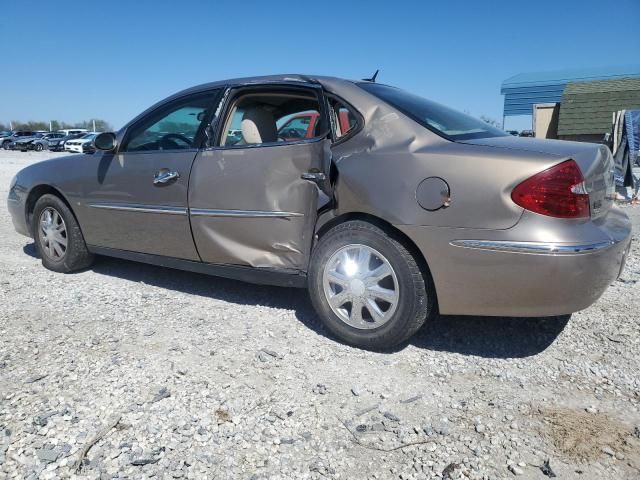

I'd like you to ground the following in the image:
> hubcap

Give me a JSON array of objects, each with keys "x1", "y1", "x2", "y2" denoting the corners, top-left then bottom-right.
[
  {"x1": 39, "y1": 207, "x2": 67, "y2": 260},
  {"x1": 322, "y1": 244, "x2": 399, "y2": 329}
]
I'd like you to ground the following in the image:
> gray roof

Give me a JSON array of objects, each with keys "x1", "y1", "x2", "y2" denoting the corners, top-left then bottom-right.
[{"x1": 557, "y1": 78, "x2": 640, "y2": 136}]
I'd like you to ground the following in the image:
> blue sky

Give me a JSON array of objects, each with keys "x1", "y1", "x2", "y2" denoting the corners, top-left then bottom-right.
[{"x1": 1, "y1": 0, "x2": 639, "y2": 130}]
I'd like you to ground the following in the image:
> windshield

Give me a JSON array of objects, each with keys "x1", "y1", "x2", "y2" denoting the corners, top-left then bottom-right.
[{"x1": 359, "y1": 83, "x2": 507, "y2": 141}]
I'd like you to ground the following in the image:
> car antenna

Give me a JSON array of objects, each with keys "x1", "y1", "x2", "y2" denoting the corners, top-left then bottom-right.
[{"x1": 363, "y1": 69, "x2": 379, "y2": 82}]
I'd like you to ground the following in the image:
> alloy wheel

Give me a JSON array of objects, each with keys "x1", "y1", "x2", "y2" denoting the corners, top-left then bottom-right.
[
  {"x1": 322, "y1": 244, "x2": 399, "y2": 329},
  {"x1": 39, "y1": 207, "x2": 67, "y2": 260}
]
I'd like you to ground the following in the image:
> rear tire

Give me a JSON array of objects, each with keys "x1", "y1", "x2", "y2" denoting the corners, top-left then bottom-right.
[
  {"x1": 308, "y1": 220, "x2": 434, "y2": 350},
  {"x1": 35, "y1": 143, "x2": 44, "y2": 152},
  {"x1": 32, "y1": 194, "x2": 94, "y2": 273}
]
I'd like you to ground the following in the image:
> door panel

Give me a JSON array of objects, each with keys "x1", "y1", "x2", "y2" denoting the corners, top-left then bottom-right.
[
  {"x1": 189, "y1": 139, "x2": 329, "y2": 270},
  {"x1": 81, "y1": 150, "x2": 200, "y2": 260}
]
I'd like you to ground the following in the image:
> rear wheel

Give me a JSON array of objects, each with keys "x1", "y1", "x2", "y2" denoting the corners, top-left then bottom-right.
[
  {"x1": 308, "y1": 220, "x2": 434, "y2": 350},
  {"x1": 32, "y1": 194, "x2": 94, "y2": 273},
  {"x1": 35, "y1": 143, "x2": 44, "y2": 151}
]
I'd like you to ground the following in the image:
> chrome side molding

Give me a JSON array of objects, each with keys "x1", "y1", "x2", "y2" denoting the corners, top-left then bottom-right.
[
  {"x1": 450, "y1": 239, "x2": 615, "y2": 255},
  {"x1": 88, "y1": 204, "x2": 303, "y2": 219},
  {"x1": 89, "y1": 203, "x2": 187, "y2": 215},
  {"x1": 189, "y1": 208, "x2": 303, "y2": 218}
]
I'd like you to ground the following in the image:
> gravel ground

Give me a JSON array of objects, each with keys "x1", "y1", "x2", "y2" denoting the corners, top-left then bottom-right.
[{"x1": 0, "y1": 150, "x2": 639, "y2": 480}]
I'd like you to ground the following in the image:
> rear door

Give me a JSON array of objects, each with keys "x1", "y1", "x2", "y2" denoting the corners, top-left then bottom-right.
[{"x1": 189, "y1": 83, "x2": 331, "y2": 271}]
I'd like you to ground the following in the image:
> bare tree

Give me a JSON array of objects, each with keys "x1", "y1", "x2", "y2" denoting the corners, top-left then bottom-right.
[{"x1": 480, "y1": 115, "x2": 502, "y2": 128}]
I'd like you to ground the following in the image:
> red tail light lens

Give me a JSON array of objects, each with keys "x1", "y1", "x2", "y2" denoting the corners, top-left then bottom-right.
[{"x1": 511, "y1": 160, "x2": 590, "y2": 218}]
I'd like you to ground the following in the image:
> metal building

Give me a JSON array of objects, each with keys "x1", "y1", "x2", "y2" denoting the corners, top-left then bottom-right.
[{"x1": 501, "y1": 65, "x2": 640, "y2": 122}]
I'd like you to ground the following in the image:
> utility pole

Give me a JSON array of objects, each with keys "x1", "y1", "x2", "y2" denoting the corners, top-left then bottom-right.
[
  {"x1": 49, "y1": 120, "x2": 52, "y2": 132},
  {"x1": 9, "y1": 121, "x2": 13, "y2": 131},
  {"x1": 92, "y1": 119, "x2": 96, "y2": 132}
]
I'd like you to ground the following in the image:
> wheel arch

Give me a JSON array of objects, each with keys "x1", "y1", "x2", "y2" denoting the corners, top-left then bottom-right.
[
  {"x1": 25, "y1": 185, "x2": 77, "y2": 236},
  {"x1": 313, "y1": 211, "x2": 438, "y2": 311}
]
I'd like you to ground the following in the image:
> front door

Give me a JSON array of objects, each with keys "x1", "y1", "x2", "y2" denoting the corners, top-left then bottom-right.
[
  {"x1": 189, "y1": 85, "x2": 331, "y2": 270},
  {"x1": 81, "y1": 90, "x2": 221, "y2": 260}
]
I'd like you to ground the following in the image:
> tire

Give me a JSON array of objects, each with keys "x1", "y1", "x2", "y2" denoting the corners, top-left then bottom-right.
[
  {"x1": 2, "y1": 141, "x2": 10, "y2": 150},
  {"x1": 308, "y1": 220, "x2": 434, "y2": 350},
  {"x1": 35, "y1": 143, "x2": 44, "y2": 151},
  {"x1": 32, "y1": 194, "x2": 94, "y2": 273}
]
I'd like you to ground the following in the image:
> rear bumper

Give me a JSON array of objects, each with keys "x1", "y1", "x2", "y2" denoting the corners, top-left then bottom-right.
[{"x1": 399, "y1": 207, "x2": 632, "y2": 317}]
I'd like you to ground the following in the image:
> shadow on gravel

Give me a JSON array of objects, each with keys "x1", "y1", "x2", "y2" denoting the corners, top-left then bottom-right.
[
  {"x1": 411, "y1": 314, "x2": 570, "y2": 358},
  {"x1": 24, "y1": 242, "x2": 569, "y2": 358}
]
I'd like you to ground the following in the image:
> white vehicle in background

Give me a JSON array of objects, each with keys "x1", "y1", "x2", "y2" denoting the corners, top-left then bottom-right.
[
  {"x1": 57, "y1": 128, "x2": 88, "y2": 136},
  {"x1": 64, "y1": 133, "x2": 97, "y2": 153}
]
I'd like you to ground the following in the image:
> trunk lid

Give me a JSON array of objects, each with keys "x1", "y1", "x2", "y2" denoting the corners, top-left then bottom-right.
[{"x1": 458, "y1": 136, "x2": 615, "y2": 219}]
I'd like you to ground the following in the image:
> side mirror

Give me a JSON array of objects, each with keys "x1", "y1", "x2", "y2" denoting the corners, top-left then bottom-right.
[{"x1": 94, "y1": 132, "x2": 117, "y2": 151}]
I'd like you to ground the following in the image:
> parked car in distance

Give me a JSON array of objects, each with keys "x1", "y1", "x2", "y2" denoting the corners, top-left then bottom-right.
[
  {"x1": 2, "y1": 130, "x2": 35, "y2": 149},
  {"x1": 14, "y1": 132, "x2": 67, "y2": 152},
  {"x1": 64, "y1": 133, "x2": 97, "y2": 153},
  {"x1": 277, "y1": 110, "x2": 355, "y2": 142},
  {"x1": 12, "y1": 133, "x2": 47, "y2": 152},
  {"x1": 506, "y1": 130, "x2": 519, "y2": 136},
  {"x1": 57, "y1": 128, "x2": 88, "y2": 136},
  {"x1": 7, "y1": 74, "x2": 632, "y2": 349},
  {"x1": 48, "y1": 132, "x2": 86, "y2": 152},
  {"x1": 519, "y1": 129, "x2": 534, "y2": 137}
]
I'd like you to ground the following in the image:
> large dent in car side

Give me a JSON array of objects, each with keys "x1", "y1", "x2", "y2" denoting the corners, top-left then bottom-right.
[
  {"x1": 317, "y1": 78, "x2": 554, "y2": 231},
  {"x1": 189, "y1": 140, "x2": 329, "y2": 270}
]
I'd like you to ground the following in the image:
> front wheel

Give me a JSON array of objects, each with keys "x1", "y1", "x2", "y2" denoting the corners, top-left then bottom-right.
[
  {"x1": 35, "y1": 143, "x2": 44, "y2": 151},
  {"x1": 308, "y1": 220, "x2": 434, "y2": 350},
  {"x1": 32, "y1": 194, "x2": 94, "y2": 273}
]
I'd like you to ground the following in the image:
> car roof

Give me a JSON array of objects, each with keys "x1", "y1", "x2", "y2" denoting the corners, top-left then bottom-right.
[
  {"x1": 122, "y1": 74, "x2": 364, "y2": 131},
  {"x1": 177, "y1": 74, "x2": 355, "y2": 95}
]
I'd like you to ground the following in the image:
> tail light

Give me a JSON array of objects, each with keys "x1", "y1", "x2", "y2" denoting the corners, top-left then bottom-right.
[{"x1": 511, "y1": 159, "x2": 590, "y2": 219}]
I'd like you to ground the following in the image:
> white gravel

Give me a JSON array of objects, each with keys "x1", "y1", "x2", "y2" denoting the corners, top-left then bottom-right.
[{"x1": 1, "y1": 150, "x2": 639, "y2": 479}]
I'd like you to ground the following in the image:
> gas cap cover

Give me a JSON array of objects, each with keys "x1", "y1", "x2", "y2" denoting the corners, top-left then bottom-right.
[{"x1": 416, "y1": 177, "x2": 450, "y2": 211}]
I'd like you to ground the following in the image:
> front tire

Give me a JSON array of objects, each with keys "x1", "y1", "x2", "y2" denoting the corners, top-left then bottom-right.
[
  {"x1": 308, "y1": 220, "x2": 434, "y2": 350},
  {"x1": 35, "y1": 143, "x2": 44, "y2": 151},
  {"x1": 32, "y1": 194, "x2": 94, "y2": 273}
]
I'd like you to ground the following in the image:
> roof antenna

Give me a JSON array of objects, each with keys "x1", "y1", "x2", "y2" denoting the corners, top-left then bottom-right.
[{"x1": 363, "y1": 69, "x2": 379, "y2": 82}]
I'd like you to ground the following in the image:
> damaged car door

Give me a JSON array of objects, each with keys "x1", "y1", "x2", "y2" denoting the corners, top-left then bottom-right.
[{"x1": 189, "y1": 84, "x2": 331, "y2": 271}]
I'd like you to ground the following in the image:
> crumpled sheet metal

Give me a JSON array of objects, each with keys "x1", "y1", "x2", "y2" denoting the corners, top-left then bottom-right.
[
  {"x1": 189, "y1": 139, "x2": 328, "y2": 269},
  {"x1": 319, "y1": 78, "x2": 528, "y2": 230}
]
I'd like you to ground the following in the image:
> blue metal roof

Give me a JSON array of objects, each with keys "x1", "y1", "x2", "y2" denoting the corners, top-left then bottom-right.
[{"x1": 501, "y1": 65, "x2": 640, "y2": 116}]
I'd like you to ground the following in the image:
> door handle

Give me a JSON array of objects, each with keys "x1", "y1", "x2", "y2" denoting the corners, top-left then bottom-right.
[
  {"x1": 153, "y1": 170, "x2": 180, "y2": 185},
  {"x1": 301, "y1": 171, "x2": 326, "y2": 183}
]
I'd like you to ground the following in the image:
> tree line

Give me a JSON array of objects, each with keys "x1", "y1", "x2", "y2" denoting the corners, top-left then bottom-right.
[{"x1": 0, "y1": 119, "x2": 113, "y2": 132}]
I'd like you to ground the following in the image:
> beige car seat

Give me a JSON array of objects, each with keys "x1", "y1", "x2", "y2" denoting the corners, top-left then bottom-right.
[{"x1": 241, "y1": 106, "x2": 278, "y2": 144}]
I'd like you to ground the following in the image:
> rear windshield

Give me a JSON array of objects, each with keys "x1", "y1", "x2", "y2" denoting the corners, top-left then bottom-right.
[{"x1": 359, "y1": 83, "x2": 507, "y2": 141}]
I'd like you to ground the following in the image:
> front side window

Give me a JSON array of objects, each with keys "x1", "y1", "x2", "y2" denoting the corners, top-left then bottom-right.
[
  {"x1": 359, "y1": 83, "x2": 507, "y2": 141},
  {"x1": 219, "y1": 90, "x2": 324, "y2": 147},
  {"x1": 123, "y1": 92, "x2": 218, "y2": 152}
]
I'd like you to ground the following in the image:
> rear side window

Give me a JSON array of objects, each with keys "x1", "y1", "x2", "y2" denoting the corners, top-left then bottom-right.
[
  {"x1": 359, "y1": 83, "x2": 507, "y2": 141},
  {"x1": 328, "y1": 98, "x2": 359, "y2": 141}
]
